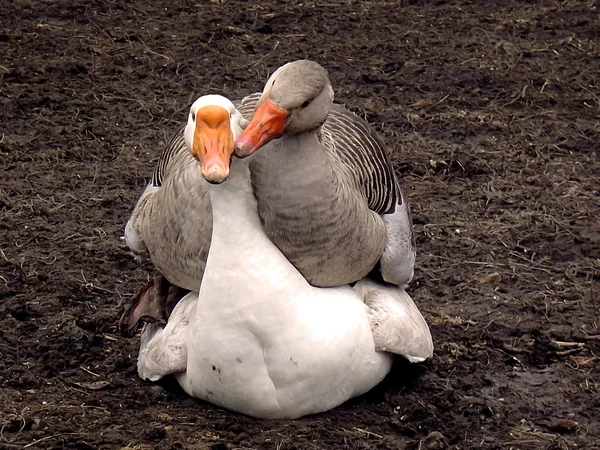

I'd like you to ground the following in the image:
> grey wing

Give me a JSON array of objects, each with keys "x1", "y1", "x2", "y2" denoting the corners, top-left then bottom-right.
[
  {"x1": 151, "y1": 125, "x2": 187, "y2": 188},
  {"x1": 322, "y1": 104, "x2": 400, "y2": 215},
  {"x1": 322, "y1": 104, "x2": 416, "y2": 286},
  {"x1": 234, "y1": 92, "x2": 262, "y2": 122},
  {"x1": 379, "y1": 191, "x2": 416, "y2": 286},
  {"x1": 125, "y1": 127, "x2": 186, "y2": 259}
]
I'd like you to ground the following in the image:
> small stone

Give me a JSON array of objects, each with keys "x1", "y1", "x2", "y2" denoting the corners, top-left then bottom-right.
[
  {"x1": 477, "y1": 272, "x2": 501, "y2": 284},
  {"x1": 549, "y1": 419, "x2": 578, "y2": 433},
  {"x1": 421, "y1": 431, "x2": 447, "y2": 449},
  {"x1": 31, "y1": 418, "x2": 41, "y2": 430},
  {"x1": 158, "y1": 412, "x2": 173, "y2": 422}
]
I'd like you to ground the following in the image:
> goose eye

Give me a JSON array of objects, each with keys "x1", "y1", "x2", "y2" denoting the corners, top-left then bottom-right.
[
  {"x1": 191, "y1": 112, "x2": 196, "y2": 121},
  {"x1": 300, "y1": 100, "x2": 310, "y2": 109}
]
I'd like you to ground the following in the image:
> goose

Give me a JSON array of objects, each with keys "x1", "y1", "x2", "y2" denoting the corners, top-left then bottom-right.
[
  {"x1": 235, "y1": 60, "x2": 415, "y2": 288},
  {"x1": 120, "y1": 94, "x2": 258, "y2": 331},
  {"x1": 120, "y1": 61, "x2": 413, "y2": 330},
  {"x1": 136, "y1": 94, "x2": 433, "y2": 419}
]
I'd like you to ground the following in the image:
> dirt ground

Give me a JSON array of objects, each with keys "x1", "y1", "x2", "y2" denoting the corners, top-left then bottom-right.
[{"x1": 1, "y1": 0, "x2": 599, "y2": 449}]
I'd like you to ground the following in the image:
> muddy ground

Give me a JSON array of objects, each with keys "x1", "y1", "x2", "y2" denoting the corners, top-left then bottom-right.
[{"x1": 1, "y1": 0, "x2": 599, "y2": 449}]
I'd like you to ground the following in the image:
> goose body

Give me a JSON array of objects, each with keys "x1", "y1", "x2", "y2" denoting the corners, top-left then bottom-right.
[
  {"x1": 136, "y1": 96, "x2": 433, "y2": 419},
  {"x1": 236, "y1": 60, "x2": 416, "y2": 287},
  {"x1": 124, "y1": 96, "x2": 258, "y2": 292},
  {"x1": 125, "y1": 85, "x2": 409, "y2": 296},
  {"x1": 124, "y1": 141, "x2": 210, "y2": 291}
]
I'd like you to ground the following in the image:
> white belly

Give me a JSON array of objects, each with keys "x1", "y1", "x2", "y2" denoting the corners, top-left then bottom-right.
[{"x1": 177, "y1": 287, "x2": 392, "y2": 419}]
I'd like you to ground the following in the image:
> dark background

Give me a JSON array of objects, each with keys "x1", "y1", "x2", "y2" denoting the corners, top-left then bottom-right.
[{"x1": 1, "y1": 1, "x2": 598, "y2": 448}]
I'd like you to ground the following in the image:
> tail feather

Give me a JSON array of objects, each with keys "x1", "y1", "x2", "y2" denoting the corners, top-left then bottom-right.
[{"x1": 354, "y1": 280, "x2": 433, "y2": 362}]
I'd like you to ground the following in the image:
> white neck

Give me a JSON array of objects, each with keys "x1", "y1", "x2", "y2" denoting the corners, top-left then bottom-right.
[
  {"x1": 207, "y1": 157, "x2": 259, "y2": 231},
  {"x1": 199, "y1": 157, "x2": 308, "y2": 307}
]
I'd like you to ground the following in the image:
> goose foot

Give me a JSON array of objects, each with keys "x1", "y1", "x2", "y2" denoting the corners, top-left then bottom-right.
[{"x1": 118, "y1": 273, "x2": 190, "y2": 336}]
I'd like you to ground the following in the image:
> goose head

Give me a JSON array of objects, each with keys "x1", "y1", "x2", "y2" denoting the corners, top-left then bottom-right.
[
  {"x1": 234, "y1": 60, "x2": 334, "y2": 157},
  {"x1": 184, "y1": 95, "x2": 248, "y2": 184}
]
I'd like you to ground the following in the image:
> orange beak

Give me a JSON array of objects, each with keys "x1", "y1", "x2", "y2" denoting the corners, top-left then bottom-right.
[
  {"x1": 234, "y1": 99, "x2": 288, "y2": 158},
  {"x1": 191, "y1": 105, "x2": 234, "y2": 184}
]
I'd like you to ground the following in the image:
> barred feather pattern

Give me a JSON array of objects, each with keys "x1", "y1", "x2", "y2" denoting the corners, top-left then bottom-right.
[{"x1": 320, "y1": 104, "x2": 400, "y2": 215}]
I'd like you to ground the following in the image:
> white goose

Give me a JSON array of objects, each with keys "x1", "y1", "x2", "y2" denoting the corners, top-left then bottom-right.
[
  {"x1": 236, "y1": 60, "x2": 415, "y2": 288},
  {"x1": 136, "y1": 95, "x2": 433, "y2": 419},
  {"x1": 121, "y1": 94, "x2": 257, "y2": 330}
]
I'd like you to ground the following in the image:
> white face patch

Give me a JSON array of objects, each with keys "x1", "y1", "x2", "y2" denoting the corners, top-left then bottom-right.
[
  {"x1": 184, "y1": 95, "x2": 240, "y2": 155},
  {"x1": 191, "y1": 94, "x2": 237, "y2": 115}
]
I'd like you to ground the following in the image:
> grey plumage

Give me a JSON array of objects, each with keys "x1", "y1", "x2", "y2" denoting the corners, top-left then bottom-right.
[
  {"x1": 125, "y1": 94, "x2": 259, "y2": 291},
  {"x1": 249, "y1": 127, "x2": 391, "y2": 286},
  {"x1": 128, "y1": 61, "x2": 414, "y2": 291},
  {"x1": 245, "y1": 60, "x2": 415, "y2": 287},
  {"x1": 321, "y1": 104, "x2": 400, "y2": 215}
]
